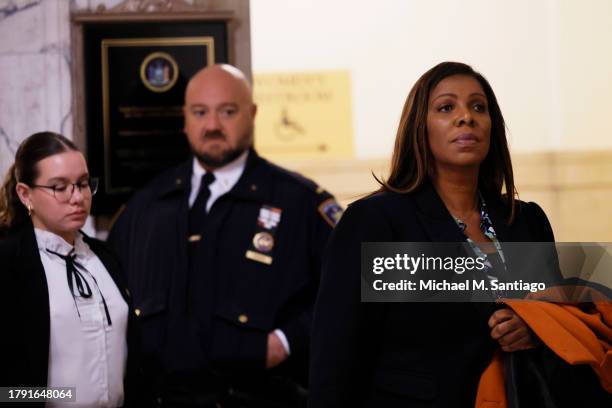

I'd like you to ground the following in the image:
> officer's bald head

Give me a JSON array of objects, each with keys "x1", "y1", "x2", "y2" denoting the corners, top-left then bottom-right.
[
  {"x1": 183, "y1": 64, "x2": 257, "y2": 170},
  {"x1": 185, "y1": 64, "x2": 253, "y2": 106}
]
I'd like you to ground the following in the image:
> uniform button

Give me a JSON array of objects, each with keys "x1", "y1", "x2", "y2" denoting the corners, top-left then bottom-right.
[
  {"x1": 250, "y1": 184, "x2": 257, "y2": 191},
  {"x1": 188, "y1": 234, "x2": 202, "y2": 242},
  {"x1": 134, "y1": 308, "x2": 141, "y2": 317},
  {"x1": 176, "y1": 178, "x2": 182, "y2": 185},
  {"x1": 238, "y1": 314, "x2": 248, "y2": 324}
]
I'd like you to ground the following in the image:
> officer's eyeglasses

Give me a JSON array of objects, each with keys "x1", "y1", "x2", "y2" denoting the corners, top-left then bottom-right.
[{"x1": 30, "y1": 177, "x2": 99, "y2": 203}]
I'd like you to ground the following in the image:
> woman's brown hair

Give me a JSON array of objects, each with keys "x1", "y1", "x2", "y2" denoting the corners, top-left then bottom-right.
[
  {"x1": 378, "y1": 61, "x2": 517, "y2": 222},
  {"x1": 0, "y1": 131, "x2": 78, "y2": 235}
]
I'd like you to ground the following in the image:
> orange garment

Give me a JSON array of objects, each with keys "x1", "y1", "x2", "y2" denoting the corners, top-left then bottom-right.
[{"x1": 475, "y1": 299, "x2": 612, "y2": 408}]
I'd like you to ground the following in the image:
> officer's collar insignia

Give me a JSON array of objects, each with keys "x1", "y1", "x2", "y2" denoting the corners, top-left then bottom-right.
[
  {"x1": 318, "y1": 198, "x2": 343, "y2": 227},
  {"x1": 246, "y1": 205, "x2": 282, "y2": 265}
]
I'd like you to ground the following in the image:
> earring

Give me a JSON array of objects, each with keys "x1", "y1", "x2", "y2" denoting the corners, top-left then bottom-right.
[{"x1": 27, "y1": 204, "x2": 33, "y2": 216}]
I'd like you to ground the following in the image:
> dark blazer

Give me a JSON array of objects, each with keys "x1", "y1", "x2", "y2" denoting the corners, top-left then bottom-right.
[
  {"x1": 308, "y1": 181, "x2": 556, "y2": 408},
  {"x1": 0, "y1": 221, "x2": 138, "y2": 405},
  {"x1": 107, "y1": 149, "x2": 337, "y2": 396}
]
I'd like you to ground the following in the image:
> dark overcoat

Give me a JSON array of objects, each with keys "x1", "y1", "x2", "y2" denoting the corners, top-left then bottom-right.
[
  {"x1": 308, "y1": 181, "x2": 556, "y2": 408},
  {"x1": 0, "y1": 220, "x2": 138, "y2": 406},
  {"x1": 107, "y1": 149, "x2": 338, "y2": 390}
]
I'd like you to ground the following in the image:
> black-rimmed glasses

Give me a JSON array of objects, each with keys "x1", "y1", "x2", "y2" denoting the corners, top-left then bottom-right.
[{"x1": 30, "y1": 177, "x2": 99, "y2": 203}]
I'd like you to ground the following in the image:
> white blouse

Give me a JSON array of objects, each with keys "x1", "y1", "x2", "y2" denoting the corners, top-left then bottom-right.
[{"x1": 35, "y1": 228, "x2": 128, "y2": 408}]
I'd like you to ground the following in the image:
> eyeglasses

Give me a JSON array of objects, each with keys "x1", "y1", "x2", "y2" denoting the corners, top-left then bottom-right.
[{"x1": 30, "y1": 177, "x2": 99, "y2": 203}]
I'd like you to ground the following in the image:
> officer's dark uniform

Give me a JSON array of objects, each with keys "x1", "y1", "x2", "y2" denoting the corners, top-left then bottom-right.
[{"x1": 107, "y1": 149, "x2": 341, "y2": 407}]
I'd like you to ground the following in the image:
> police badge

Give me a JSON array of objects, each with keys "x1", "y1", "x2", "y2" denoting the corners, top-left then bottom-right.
[{"x1": 245, "y1": 205, "x2": 283, "y2": 265}]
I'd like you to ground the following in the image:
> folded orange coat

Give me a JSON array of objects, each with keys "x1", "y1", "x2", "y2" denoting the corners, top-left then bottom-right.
[{"x1": 475, "y1": 300, "x2": 612, "y2": 408}]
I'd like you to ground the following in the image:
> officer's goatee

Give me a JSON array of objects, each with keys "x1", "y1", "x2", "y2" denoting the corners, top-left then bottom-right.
[{"x1": 192, "y1": 130, "x2": 252, "y2": 169}]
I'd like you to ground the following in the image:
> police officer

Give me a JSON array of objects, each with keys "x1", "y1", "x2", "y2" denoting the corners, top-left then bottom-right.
[{"x1": 107, "y1": 64, "x2": 342, "y2": 407}]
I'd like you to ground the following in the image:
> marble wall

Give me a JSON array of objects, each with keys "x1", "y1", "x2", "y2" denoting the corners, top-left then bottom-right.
[
  {"x1": 0, "y1": 0, "x2": 123, "y2": 178},
  {"x1": 2, "y1": 0, "x2": 65, "y2": 176},
  {"x1": 0, "y1": 0, "x2": 123, "y2": 235}
]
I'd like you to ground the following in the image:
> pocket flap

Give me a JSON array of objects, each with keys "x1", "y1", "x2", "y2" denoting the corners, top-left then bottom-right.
[{"x1": 134, "y1": 299, "x2": 166, "y2": 318}]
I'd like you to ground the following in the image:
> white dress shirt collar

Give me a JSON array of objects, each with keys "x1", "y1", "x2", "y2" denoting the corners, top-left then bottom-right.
[
  {"x1": 34, "y1": 228, "x2": 91, "y2": 261},
  {"x1": 189, "y1": 150, "x2": 249, "y2": 209}
]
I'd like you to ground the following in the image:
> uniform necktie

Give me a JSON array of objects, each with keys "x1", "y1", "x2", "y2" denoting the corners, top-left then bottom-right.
[
  {"x1": 46, "y1": 249, "x2": 112, "y2": 325},
  {"x1": 189, "y1": 172, "x2": 216, "y2": 235}
]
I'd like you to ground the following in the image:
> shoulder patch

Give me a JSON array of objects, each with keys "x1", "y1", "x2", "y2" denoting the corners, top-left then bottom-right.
[{"x1": 318, "y1": 198, "x2": 344, "y2": 227}]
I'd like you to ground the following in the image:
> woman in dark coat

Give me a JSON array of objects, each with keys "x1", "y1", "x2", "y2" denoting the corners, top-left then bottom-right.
[
  {"x1": 308, "y1": 62, "x2": 555, "y2": 408},
  {"x1": 0, "y1": 132, "x2": 136, "y2": 407}
]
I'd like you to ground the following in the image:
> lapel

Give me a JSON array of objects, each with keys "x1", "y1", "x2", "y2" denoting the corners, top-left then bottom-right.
[
  {"x1": 411, "y1": 181, "x2": 512, "y2": 242},
  {"x1": 151, "y1": 161, "x2": 192, "y2": 314},
  {"x1": 412, "y1": 181, "x2": 467, "y2": 243},
  {"x1": 152, "y1": 160, "x2": 192, "y2": 278},
  {"x1": 16, "y1": 223, "x2": 50, "y2": 327},
  {"x1": 17, "y1": 222, "x2": 49, "y2": 291},
  {"x1": 155, "y1": 159, "x2": 193, "y2": 199},
  {"x1": 13, "y1": 223, "x2": 50, "y2": 385},
  {"x1": 408, "y1": 182, "x2": 513, "y2": 318},
  {"x1": 225, "y1": 148, "x2": 272, "y2": 204},
  {"x1": 173, "y1": 163, "x2": 191, "y2": 286},
  {"x1": 408, "y1": 182, "x2": 471, "y2": 289}
]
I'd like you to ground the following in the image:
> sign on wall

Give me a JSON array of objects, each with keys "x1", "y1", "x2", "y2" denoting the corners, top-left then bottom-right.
[{"x1": 253, "y1": 71, "x2": 354, "y2": 159}]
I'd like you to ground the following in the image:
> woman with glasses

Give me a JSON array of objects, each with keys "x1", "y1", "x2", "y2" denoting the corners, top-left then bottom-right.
[{"x1": 0, "y1": 131, "x2": 134, "y2": 407}]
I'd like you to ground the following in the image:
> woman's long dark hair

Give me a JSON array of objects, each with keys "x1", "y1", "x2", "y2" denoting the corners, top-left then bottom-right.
[
  {"x1": 0, "y1": 131, "x2": 78, "y2": 235},
  {"x1": 377, "y1": 61, "x2": 517, "y2": 222}
]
